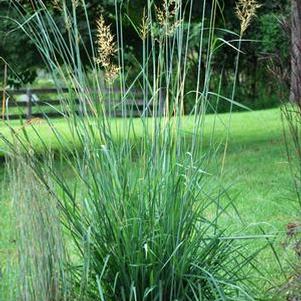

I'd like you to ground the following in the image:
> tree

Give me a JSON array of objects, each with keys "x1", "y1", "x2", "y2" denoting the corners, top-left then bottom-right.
[
  {"x1": 291, "y1": 0, "x2": 301, "y2": 107},
  {"x1": 0, "y1": 0, "x2": 292, "y2": 111},
  {"x1": 0, "y1": 0, "x2": 127, "y2": 86}
]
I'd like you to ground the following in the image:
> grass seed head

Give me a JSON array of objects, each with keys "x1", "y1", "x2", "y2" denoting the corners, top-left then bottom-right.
[
  {"x1": 72, "y1": 0, "x2": 79, "y2": 8},
  {"x1": 156, "y1": 0, "x2": 181, "y2": 36},
  {"x1": 105, "y1": 64, "x2": 120, "y2": 83},
  {"x1": 52, "y1": 0, "x2": 62, "y2": 11},
  {"x1": 236, "y1": 0, "x2": 261, "y2": 34},
  {"x1": 96, "y1": 15, "x2": 116, "y2": 67},
  {"x1": 140, "y1": 9, "x2": 150, "y2": 40},
  {"x1": 96, "y1": 15, "x2": 119, "y2": 83}
]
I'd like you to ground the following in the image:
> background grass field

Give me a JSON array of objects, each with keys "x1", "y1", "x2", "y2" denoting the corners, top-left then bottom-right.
[{"x1": 0, "y1": 108, "x2": 297, "y2": 293}]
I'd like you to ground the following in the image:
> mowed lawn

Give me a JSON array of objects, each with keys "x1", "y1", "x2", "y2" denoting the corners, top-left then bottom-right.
[
  {"x1": 0, "y1": 108, "x2": 298, "y2": 292},
  {"x1": 0, "y1": 108, "x2": 296, "y2": 228}
]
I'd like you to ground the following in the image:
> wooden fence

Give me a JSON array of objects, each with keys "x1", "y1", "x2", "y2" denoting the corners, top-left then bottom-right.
[{"x1": 0, "y1": 88, "x2": 164, "y2": 120}]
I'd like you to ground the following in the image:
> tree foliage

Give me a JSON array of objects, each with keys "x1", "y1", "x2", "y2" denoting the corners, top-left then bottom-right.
[{"x1": 0, "y1": 0, "x2": 291, "y2": 110}]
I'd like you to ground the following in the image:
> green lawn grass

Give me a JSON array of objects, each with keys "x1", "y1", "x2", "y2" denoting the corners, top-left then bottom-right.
[
  {"x1": 0, "y1": 108, "x2": 297, "y2": 295},
  {"x1": 0, "y1": 108, "x2": 285, "y2": 157}
]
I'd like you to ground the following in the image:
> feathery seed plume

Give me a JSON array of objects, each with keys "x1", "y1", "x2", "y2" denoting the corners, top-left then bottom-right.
[
  {"x1": 236, "y1": 0, "x2": 261, "y2": 34},
  {"x1": 52, "y1": 0, "x2": 62, "y2": 11},
  {"x1": 156, "y1": 0, "x2": 181, "y2": 36},
  {"x1": 96, "y1": 15, "x2": 119, "y2": 83}
]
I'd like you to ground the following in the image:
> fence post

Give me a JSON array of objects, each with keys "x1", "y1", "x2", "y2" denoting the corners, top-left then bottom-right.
[
  {"x1": 158, "y1": 87, "x2": 166, "y2": 117},
  {"x1": 2, "y1": 63, "x2": 7, "y2": 120},
  {"x1": 26, "y1": 89, "x2": 32, "y2": 120}
]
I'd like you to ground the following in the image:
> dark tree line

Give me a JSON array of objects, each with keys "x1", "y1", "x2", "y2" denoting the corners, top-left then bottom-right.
[{"x1": 0, "y1": 0, "x2": 293, "y2": 111}]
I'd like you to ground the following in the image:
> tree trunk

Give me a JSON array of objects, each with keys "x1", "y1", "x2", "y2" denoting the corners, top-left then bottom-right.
[
  {"x1": 251, "y1": 55, "x2": 257, "y2": 101},
  {"x1": 290, "y1": 0, "x2": 301, "y2": 107}
]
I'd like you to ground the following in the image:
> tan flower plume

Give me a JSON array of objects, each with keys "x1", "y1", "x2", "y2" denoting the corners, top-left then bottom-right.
[
  {"x1": 236, "y1": 0, "x2": 261, "y2": 34},
  {"x1": 96, "y1": 15, "x2": 119, "y2": 83}
]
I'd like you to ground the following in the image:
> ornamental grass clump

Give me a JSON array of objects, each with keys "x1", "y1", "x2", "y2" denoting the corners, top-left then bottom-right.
[
  {"x1": 2, "y1": 0, "x2": 264, "y2": 300},
  {"x1": 8, "y1": 158, "x2": 69, "y2": 301}
]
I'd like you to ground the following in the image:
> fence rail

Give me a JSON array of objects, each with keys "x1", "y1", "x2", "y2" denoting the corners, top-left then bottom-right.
[{"x1": 1, "y1": 88, "x2": 163, "y2": 120}]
